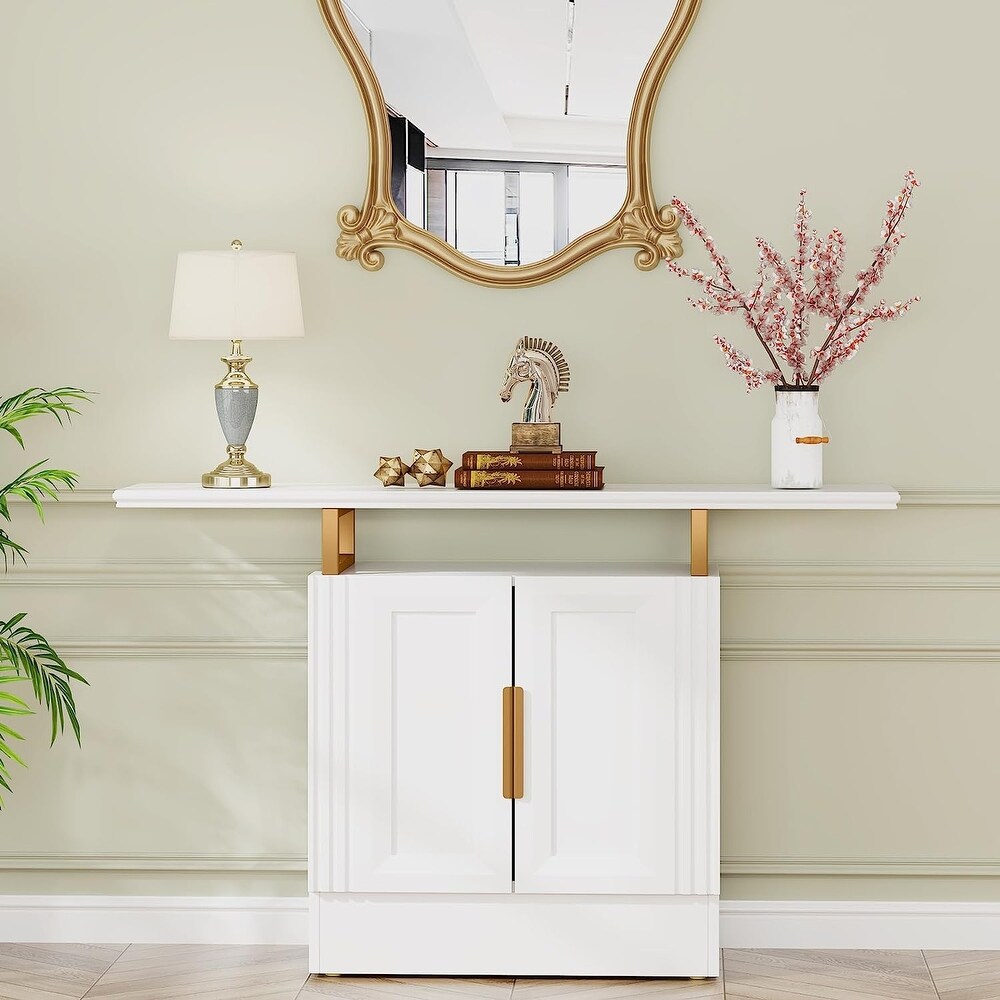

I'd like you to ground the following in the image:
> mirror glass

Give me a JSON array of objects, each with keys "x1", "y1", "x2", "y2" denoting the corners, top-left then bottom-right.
[{"x1": 344, "y1": 1, "x2": 679, "y2": 267}]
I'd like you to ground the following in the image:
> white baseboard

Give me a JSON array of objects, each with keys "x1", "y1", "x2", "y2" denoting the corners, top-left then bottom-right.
[
  {"x1": 721, "y1": 900, "x2": 1000, "y2": 950},
  {"x1": 3, "y1": 896, "x2": 1000, "y2": 950},
  {"x1": 0, "y1": 896, "x2": 307, "y2": 945}
]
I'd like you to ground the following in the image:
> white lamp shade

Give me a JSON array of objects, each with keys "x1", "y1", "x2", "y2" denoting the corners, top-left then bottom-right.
[{"x1": 168, "y1": 249, "x2": 305, "y2": 341}]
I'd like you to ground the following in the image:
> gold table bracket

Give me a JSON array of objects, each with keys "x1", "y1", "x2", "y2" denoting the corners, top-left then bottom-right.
[
  {"x1": 690, "y1": 509, "x2": 708, "y2": 577},
  {"x1": 320, "y1": 505, "x2": 707, "y2": 577},
  {"x1": 322, "y1": 508, "x2": 356, "y2": 575}
]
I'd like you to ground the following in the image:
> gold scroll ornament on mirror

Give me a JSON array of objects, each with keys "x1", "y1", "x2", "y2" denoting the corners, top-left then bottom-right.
[{"x1": 317, "y1": 0, "x2": 702, "y2": 287}]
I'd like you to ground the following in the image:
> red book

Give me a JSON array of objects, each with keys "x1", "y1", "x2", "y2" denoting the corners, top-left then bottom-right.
[
  {"x1": 454, "y1": 468, "x2": 604, "y2": 490},
  {"x1": 462, "y1": 450, "x2": 598, "y2": 471}
]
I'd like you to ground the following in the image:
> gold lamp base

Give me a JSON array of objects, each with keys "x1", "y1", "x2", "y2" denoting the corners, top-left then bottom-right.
[{"x1": 202, "y1": 446, "x2": 271, "y2": 489}]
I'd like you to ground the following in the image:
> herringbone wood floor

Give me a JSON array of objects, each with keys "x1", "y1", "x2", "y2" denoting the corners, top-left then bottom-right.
[{"x1": 2, "y1": 946, "x2": 999, "y2": 1000}]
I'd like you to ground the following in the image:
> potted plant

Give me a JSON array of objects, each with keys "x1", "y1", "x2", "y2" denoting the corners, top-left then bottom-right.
[
  {"x1": 667, "y1": 171, "x2": 919, "y2": 488},
  {"x1": 0, "y1": 387, "x2": 91, "y2": 805}
]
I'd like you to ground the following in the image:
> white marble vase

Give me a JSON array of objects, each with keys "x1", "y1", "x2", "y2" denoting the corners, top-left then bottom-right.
[{"x1": 771, "y1": 386, "x2": 826, "y2": 489}]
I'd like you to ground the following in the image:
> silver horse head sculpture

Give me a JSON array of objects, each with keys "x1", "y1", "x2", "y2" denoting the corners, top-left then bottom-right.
[{"x1": 499, "y1": 338, "x2": 571, "y2": 424}]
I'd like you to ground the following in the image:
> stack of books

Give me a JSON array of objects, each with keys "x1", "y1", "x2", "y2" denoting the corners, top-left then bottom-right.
[{"x1": 454, "y1": 451, "x2": 604, "y2": 490}]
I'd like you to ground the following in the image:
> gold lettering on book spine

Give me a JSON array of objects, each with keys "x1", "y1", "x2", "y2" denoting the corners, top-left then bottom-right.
[
  {"x1": 477, "y1": 455, "x2": 523, "y2": 470},
  {"x1": 471, "y1": 472, "x2": 522, "y2": 487}
]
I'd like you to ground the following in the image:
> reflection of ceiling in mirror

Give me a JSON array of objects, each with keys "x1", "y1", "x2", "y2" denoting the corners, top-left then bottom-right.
[{"x1": 343, "y1": 0, "x2": 677, "y2": 162}]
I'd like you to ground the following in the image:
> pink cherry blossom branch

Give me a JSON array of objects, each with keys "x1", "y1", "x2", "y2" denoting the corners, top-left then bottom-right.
[
  {"x1": 786, "y1": 191, "x2": 811, "y2": 379},
  {"x1": 669, "y1": 200, "x2": 794, "y2": 385},
  {"x1": 667, "y1": 172, "x2": 919, "y2": 390},
  {"x1": 715, "y1": 336, "x2": 782, "y2": 393},
  {"x1": 805, "y1": 171, "x2": 919, "y2": 384}
]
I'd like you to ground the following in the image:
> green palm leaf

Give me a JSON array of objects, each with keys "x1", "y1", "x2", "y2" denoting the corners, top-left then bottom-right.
[
  {"x1": 0, "y1": 387, "x2": 90, "y2": 564},
  {"x1": 0, "y1": 462, "x2": 79, "y2": 523},
  {"x1": 0, "y1": 674, "x2": 34, "y2": 803},
  {"x1": 0, "y1": 614, "x2": 86, "y2": 746},
  {"x1": 0, "y1": 617, "x2": 85, "y2": 806},
  {"x1": 0, "y1": 687, "x2": 34, "y2": 800},
  {"x1": 0, "y1": 387, "x2": 91, "y2": 449},
  {"x1": 0, "y1": 527, "x2": 27, "y2": 569}
]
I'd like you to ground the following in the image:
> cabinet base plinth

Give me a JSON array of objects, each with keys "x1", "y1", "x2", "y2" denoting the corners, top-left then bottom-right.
[{"x1": 309, "y1": 893, "x2": 719, "y2": 977}]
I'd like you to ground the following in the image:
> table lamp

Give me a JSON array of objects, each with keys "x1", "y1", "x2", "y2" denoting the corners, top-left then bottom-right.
[{"x1": 168, "y1": 240, "x2": 305, "y2": 488}]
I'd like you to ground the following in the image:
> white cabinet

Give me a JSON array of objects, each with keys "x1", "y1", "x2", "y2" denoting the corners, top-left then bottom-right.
[{"x1": 309, "y1": 566, "x2": 720, "y2": 977}]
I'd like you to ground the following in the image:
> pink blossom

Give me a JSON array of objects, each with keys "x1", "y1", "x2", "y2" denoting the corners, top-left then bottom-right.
[
  {"x1": 667, "y1": 172, "x2": 919, "y2": 388},
  {"x1": 715, "y1": 336, "x2": 782, "y2": 392}
]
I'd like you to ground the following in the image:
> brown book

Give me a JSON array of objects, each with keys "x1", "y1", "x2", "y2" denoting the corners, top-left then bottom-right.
[
  {"x1": 454, "y1": 467, "x2": 604, "y2": 490},
  {"x1": 462, "y1": 450, "x2": 598, "y2": 471}
]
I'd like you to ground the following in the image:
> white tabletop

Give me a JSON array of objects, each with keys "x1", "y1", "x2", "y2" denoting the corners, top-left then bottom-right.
[{"x1": 112, "y1": 484, "x2": 900, "y2": 511}]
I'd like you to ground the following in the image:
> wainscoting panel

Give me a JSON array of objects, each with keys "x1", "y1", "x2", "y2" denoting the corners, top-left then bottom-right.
[
  {"x1": 0, "y1": 652, "x2": 307, "y2": 895},
  {"x1": 722, "y1": 655, "x2": 1000, "y2": 875},
  {"x1": 3, "y1": 500, "x2": 1000, "y2": 901}
]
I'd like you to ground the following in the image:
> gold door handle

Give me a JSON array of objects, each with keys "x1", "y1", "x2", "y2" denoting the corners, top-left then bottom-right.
[
  {"x1": 795, "y1": 436, "x2": 829, "y2": 445},
  {"x1": 502, "y1": 687, "x2": 513, "y2": 798},
  {"x1": 502, "y1": 686, "x2": 524, "y2": 800},
  {"x1": 512, "y1": 686, "x2": 524, "y2": 799}
]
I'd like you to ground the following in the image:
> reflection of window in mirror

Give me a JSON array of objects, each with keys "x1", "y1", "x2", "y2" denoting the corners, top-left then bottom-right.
[
  {"x1": 425, "y1": 160, "x2": 625, "y2": 267},
  {"x1": 452, "y1": 171, "x2": 505, "y2": 265},
  {"x1": 568, "y1": 167, "x2": 628, "y2": 244}
]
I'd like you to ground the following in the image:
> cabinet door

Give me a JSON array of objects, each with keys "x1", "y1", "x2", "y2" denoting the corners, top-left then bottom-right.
[
  {"x1": 346, "y1": 574, "x2": 513, "y2": 893},
  {"x1": 513, "y1": 575, "x2": 719, "y2": 895}
]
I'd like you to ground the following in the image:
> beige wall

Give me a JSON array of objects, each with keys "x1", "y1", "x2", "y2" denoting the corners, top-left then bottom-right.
[{"x1": 2, "y1": 0, "x2": 998, "y2": 902}]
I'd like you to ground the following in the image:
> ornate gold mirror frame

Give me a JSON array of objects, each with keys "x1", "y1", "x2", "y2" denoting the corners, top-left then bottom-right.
[{"x1": 317, "y1": 0, "x2": 702, "y2": 288}]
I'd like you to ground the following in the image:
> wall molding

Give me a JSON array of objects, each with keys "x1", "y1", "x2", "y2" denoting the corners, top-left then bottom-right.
[
  {"x1": 721, "y1": 561, "x2": 1000, "y2": 591},
  {"x1": 42, "y1": 635, "x2": 1000, "y2": 663},
  {"x1": 1, "y1": 560, "x2": 312, "y2": 589},
  {"x1": 3, "y1": 895, "x2": 1000, "y2": 948},
  {"x1": 899, "y1": 488, "x2": 1000, "y2": 508},
  {"x1": 723, "y1": 856, "x2": 1000, "y2": 877},
  {"x1": 0, "y1": 853, "x2": 305, "y2": 873},
  {"x1": 9, "y1": 489, "x2": 115, "y2": 505},
  {"x1": 5, "y1": 852, "x2": 996, "y2": 879},
  {"x1": 10, "y1": 558, "x2": 1000, "y2": 592},
  {"x1": 723, "y1": 640, "x2": 1000, "y2": 662},
  {"x1": 55, "y1": 637, "x2": 306, "y2": 660}
]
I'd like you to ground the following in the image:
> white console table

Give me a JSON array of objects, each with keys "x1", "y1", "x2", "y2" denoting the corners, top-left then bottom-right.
[
  {"x1": 114, "y1": 484, "x2": 898, "y2": 977},
  {"x1": 113, "y1": 483, "x2": 899, "y2": 576}
]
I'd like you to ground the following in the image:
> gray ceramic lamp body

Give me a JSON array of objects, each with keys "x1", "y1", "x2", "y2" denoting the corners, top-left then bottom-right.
[
  {"x1": 215, "y1": 385, "x2": 258, "y2": 448},
  {"x1": 167, "y1": 244, "x2": 305, "y2": 489}
]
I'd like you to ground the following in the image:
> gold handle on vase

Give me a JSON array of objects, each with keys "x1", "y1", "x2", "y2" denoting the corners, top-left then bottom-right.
[{"x1": 795, "y1": 436, "x2": 829, "y2": 445}]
